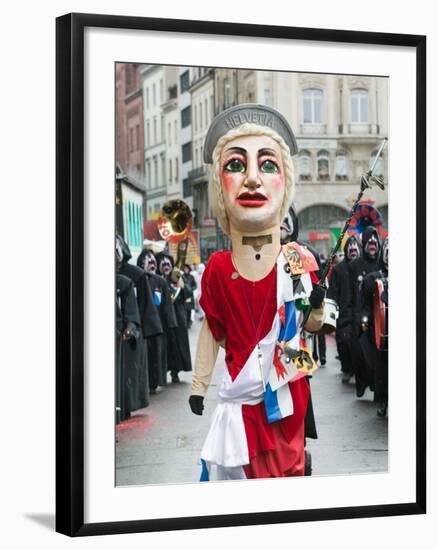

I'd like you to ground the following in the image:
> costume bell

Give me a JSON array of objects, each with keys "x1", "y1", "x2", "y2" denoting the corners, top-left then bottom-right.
[{"x1": 189, "y1": 104, "x2": 326, "y2": 481}]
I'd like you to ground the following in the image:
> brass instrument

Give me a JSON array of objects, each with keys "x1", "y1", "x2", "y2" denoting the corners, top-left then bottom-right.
[{"x1": 157, "y1": 200, "x2": 193, "y2": 293}]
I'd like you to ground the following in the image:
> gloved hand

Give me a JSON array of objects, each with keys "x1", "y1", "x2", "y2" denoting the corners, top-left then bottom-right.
[
  {"x1": 189, "y1": 395, "x2": 204, "y2": 415},
  {"x1": 309, "y1": 283, "x2": 326, "y2": 309}
]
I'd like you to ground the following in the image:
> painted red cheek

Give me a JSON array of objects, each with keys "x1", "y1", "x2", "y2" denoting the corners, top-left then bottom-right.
[
  {"x1": 221, "y1": 170, "x2": 239, "y2": 190},
  {"x1": 271, "y1": 173, "x2": 285, "y2": 189}
]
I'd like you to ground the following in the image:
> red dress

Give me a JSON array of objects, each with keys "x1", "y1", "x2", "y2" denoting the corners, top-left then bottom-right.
[{"x1": 199, "y1": 250, "x2": 309, "y2": 478}]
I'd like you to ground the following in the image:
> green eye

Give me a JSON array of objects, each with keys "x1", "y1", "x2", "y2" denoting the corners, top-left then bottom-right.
[
  {"x1": 225, "y1": 159, "x2": 245, "y2": 172},
  {"x1": 260, "y1": 159, "x2": 279, "y2": 173}
]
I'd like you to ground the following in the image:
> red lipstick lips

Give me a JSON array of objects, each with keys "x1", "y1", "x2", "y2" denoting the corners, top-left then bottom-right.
[{"x1": 237, "y1": 191, "x2": 268, "y2": 207}]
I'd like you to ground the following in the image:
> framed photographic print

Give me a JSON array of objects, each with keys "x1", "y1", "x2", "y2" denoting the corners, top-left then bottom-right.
[{"x1": 56, "y1": 12, "x2": 426, "y2": 536}]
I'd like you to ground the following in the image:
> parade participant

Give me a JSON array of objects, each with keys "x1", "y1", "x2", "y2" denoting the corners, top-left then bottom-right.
[
  {"x1": 116, "y1": 272, "x2": 142, "y2": 422},
  {"x1": 346, "y1": 226, "x2": 381, "y2": 397},
  {"x1": 360, "y1": 238, "x2": 389, "y2": 416},
  {"x1": 192, "y1": 263, "x2": 205, "y2": 321},
  {"x1": 189, "y1": 104, "x2": 326, "y2": 481},
  {"x1": 156, "y1": 252, "x2": 193, "y2": 382},
  {"x1": 137, "y1": 248, "x2": 178, "y2": 393},
  {"x1": 328, "y1": 234, "x2": 362, "y2": 383},
  {"x1": 182, "y1": 264, "x2": 197, "y2": 328},
  {"x1": 116, "y1": 235, "x2": 163, "y2": 409}
]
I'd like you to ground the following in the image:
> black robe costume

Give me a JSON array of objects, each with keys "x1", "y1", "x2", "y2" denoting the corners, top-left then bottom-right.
[
  {"x1": 156, "y1": 252, "x2": 193, "y2": 375},
  {"x1": 360, "y1": 248, "x2": 388, "y2": 405},
  {"x1": 327, "y1": 235, "x2": 362, "y2": 376},
  {"x1": 137, "y1": 247, "x2": 179, "y2": 390},
  {"x1": 116, "y1": 273, "x2": 142, "y2": 423},
  {"x1": 182, "y1": 269, "x2": 197, "y2": 328},
  {"x1": 117, "y1": 236, "x2": 163, "y2": 410},
  {"x1": 346, "y1": 227, "x2": 382, "y2": 395}
]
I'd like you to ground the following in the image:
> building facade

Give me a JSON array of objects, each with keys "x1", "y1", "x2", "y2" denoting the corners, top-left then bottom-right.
[
  {"x1": 188, "y1": 68, "x2": 216, "y2": 261},
  {"x1": 115, "y1": 63, "x2": 147, "y2": 260},
  {"x1": 272, "y1": 72, "x2": 389, "y2": 256},
  {"x1": 141, "y1": 65, "x2": 168, "y2": 219},
  {"x1": 178, "y1": 67, "x2": 194, "y2": 210}
]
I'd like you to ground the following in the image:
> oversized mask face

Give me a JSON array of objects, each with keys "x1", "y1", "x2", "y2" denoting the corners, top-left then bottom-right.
[
  {"x1": 364, "y1": 233, "x2": 380, "y2": 259},
  {"x1": 346, "y1": 239, "x2": 360, "y2": 261},
  {"x1": 143, "y1": 251, "x2": 157, "y2": 274},
  {"x1": 159, "y1": 257, "x2": 173, "y2": 276},
  {"x1": 382, "y1": 240, "x2": 389, "y2": 270},
  {"x1": 220, "y1": 134, "x2": 285, "y2": 232}
]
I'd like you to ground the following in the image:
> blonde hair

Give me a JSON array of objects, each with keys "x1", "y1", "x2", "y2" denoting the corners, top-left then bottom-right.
[{"x1": 208, "y1": 123, "x2": 295, "y2": 235}]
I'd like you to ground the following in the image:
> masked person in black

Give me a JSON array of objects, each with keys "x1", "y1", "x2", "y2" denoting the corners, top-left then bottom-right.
[
  {"x1": 137, "y1": 248, "x2": 178, "y2": 394},
  {"x1": 116, "y1": 272, "x2": 142, "y2": 422},
  {"x1": 156, "y1": 252, "x2": 193, "y2": 383},
  {"x1": 116, "y1": 235, "x2": 163, "y2": 409},
  {"x1": 360, "y1": 238, "x2": 389, "y2": 416},
  {"x1": 328, "y1": 234, "x2": 362, "y2": 383},
  {"x1": 182, "y1": 264, "x2": 197, "y2": 329},
  {"x1": 347, "y1": 226, "x2": 381, "y2": 397}
]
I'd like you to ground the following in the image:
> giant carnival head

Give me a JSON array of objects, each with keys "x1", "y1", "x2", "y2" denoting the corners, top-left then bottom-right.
[{"x1": 204, "y1": 104, "x2": 298, "y2": 235}]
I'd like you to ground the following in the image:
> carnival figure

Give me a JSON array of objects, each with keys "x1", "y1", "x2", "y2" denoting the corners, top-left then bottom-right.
[{"x1": 189, "y1": 104, "x2": 326, "y2": 481}]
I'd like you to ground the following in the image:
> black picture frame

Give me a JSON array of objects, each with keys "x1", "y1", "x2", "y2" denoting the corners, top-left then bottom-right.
[{"x1": 56, "y1": 12, "x2": 426, "y2": 537}]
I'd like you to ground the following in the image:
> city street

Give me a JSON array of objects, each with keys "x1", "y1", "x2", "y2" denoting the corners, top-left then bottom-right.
[{"x1": 116, "y1": 319, "x2": 388, "y2": 486}]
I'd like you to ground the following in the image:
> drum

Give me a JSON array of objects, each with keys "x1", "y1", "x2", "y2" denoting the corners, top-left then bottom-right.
[
  {"x1": 373, "y1": 278, "x2": 388, "y2": 351},
  {"x1": 318, "y1": 298, "x2": 338, "y2": 335}
]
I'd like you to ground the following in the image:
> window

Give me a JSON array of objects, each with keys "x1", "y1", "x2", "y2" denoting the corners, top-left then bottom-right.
[
  {"x1": 194, "y1": 105, "x2": 197, "y2": 131},
  {"x1": 153, "y1": 156, "x2": 158, "y2": 187},
  {"x1": 210, "y1": 95, "x2": 214, "y2": 119},
  {"x1": 168, "y1": 122, "x2": 171, "y2": 145},
  {"x1": 146, "y1": 120, "x2": 150, "y2": 147},
  {"x1": 205, "y1": 98, "x2": 208, "y2": 126},
  {"x1": 182, "y1": 142, "x2": 192, "y2": 163},
  {"x1": 129, "y1": 128, "x2": 134, "y2": 153},
  {"x1": 200, "y1": 145, "x2": 203, "y2": 164},
  {"x1": 298, "y1": 150, "x2": 311, "y2": 181},
  {"x1": 159, "y1": 79, "x2": 163, "y2": 102},
  {"x1": 174, "y1": 120, "x2": 177, "y2": 144},
  {"x1": 264, "y1": 89, "x2": 272, "y2": 106},
  {"x1": 351, "y1": 89, "x2": 368, "y2": 123},
  {"x1": 175, "y1": 157, "x2": 179, "y2": 180},
  {"x1": 183, "y1": 177, "x2": 192, "y2": 198},
  {"x1": 223, "y1": 78, "x2": 231, "y2": 108},
  {"x1": 146, "y1": 161, "x2": 151, "y2": 189},
  {"x1": 199, "y1": 101, "x2": 203, "y2": 128},
  {"x1": 195, "y1": 148, "x2": 198, "y2": 168},
  {"x1": 152, "y1": 83, "x2": 156, "y2": 106},
  {"x1": 153, "y1": 117, "x2": 157, "y2": 144},
  {"x1": 135, "y1": 125, "x2": 140, "y2": 151},
  {"x1": 336, "y1": 150, "x2": 348, "y2": 180},
  {"x1": 169, "y1": 159, "x2": 173, "y2": 182},
  {"x1": 181, "y1": 106, "x2": 191, "y2": 128},
  {"x1": 160, "y1": 115, "x2": 164, "y2": 142},
  {"x1": 146, "y1": 88, "x2": 149, "y2": 109},
  {"x1": 161, "y1": 154, "x2": 165, "y2": 185},
  {"x1": 317, "y1": 150, "x2": 330, "y2": 180},
  {"x1": 303, "y1": 89, "x2": 322, "y2": 124},
  {"x1": 180, "y1": 70, "x2": 190, "y2": 93}
]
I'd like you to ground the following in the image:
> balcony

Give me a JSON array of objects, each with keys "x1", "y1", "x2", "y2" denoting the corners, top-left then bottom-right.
[
  {"x1": 300, "y1": 123, "x2": 326, "y2": 135},
  {"x1": 188, "y1": 165, "x2": 209, "y2": 185}
]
